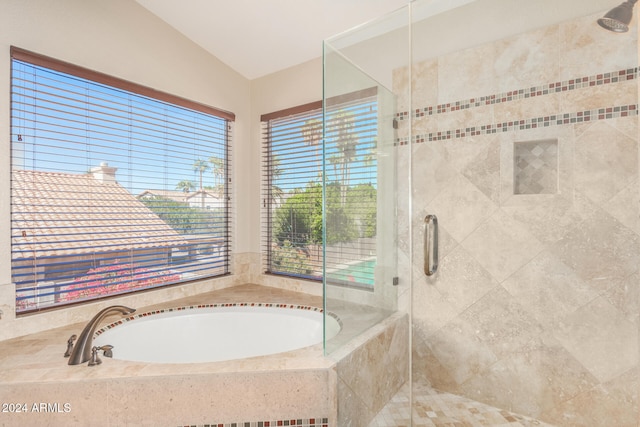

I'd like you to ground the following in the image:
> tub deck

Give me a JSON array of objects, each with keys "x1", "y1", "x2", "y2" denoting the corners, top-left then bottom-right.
[
  {"x1": 0, "y1": 284, "x2": 402, "y2": 426},
  {"x1": 0, "y1": 285, "x2": 336, "y2": 382}
]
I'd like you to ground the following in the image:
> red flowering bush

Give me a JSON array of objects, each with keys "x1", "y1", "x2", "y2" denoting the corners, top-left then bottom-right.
[{"x1": 58, "y1": 263, "x2": 181, "y2": 302}]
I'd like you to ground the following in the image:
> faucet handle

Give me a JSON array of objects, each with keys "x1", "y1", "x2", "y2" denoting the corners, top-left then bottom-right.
[
  {"x1": 88, "y1": 345, "x2": 114, "y2": 366},
  {"x1": 100, "y1": 345, "x2": 114, "y2": 358},
  {"x1": 63, "y1": 334, "x2": 77, "y2": 358},
  {"x1": 88, "y1": 346, "x2": 102, "y2": 366}
]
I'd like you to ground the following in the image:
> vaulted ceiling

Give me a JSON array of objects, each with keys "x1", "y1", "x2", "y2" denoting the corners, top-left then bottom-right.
[{"x1": 135, "y1": 0, "x2": 408, "y2": 80}]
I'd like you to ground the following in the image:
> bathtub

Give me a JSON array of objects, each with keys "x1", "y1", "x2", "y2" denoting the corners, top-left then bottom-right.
[{"x1": 93, "y1": 303, "x2": 342, "y2": 363}]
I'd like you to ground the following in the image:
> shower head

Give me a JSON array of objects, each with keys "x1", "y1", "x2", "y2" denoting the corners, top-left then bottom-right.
[{"x1": 598, "y1": 0, "x2": 638, "y2": 33}]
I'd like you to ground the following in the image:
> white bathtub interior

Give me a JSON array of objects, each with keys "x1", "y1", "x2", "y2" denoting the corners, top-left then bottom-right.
[{"x1": 93, "y1": 304, "x2": 342, "y2": 364}]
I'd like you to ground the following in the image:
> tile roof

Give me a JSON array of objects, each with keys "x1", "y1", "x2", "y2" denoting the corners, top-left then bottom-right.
[{"x1": 11, "y1": 169, "x2": 190, "y2": 260}]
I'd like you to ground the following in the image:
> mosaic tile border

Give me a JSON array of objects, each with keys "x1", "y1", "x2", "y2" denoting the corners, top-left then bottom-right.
[
  {"x1": 398, "y1": 104, "x2": 638, "y2": 145},
  {"x1": 396, "y1": 67, "x2": 638, "y2": 121},
  {"x1": 395, "y1": 67, "x2": 639, "y2": 145},
  {"x1": 95, "y1": 303, "x2": 342, "y2": 336},
  {"x1": 180, "y1": 417, "x2": 329, "y2": 427}
]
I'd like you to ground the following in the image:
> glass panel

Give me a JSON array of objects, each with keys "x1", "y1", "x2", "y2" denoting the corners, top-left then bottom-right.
[
  {"x1": 409, "y1": 0, "x2": 639, "y2": 426},
  {"x1": 322, "y1": 7, "x2": 408, "y2": 357}
]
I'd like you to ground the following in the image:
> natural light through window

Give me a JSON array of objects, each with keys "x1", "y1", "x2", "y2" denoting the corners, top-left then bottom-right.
[
  {"x1": 261, "y1": 90, "x2": 378, "y2": 288},
  {"x1": 10, "y1": 47, "x2": 234, "y2": 313}
]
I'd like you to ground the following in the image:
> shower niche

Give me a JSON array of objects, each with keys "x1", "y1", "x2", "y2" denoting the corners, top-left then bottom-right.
[{"x1": 513, "y1": 138, "x2": 558, "y2": 195}]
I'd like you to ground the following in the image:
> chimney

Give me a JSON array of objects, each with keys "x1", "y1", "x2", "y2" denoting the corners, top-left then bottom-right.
[{"x1": 90, "y1": 162, "x2": 117, "y2": 183}]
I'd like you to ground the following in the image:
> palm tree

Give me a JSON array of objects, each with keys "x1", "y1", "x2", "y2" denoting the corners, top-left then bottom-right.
[
  {"x1": 269, "y1": 155, "x2": 284, "y2": 205},
  {"x1": 327, "y1": 153, "x2": 341, "y2": 182},
  {"x1": 332, "y1": 110, "x2": 358, "y2": 205},
  {"x1": 193, "y1": 158, "x2": 210, "y2": 208},
  {"x1": 176, "y1": 180, "x2": 195, "y2": 193},
  {"x1": 209, "y1": 155, "x2": 225, "y2": 198},
  {"x1": 193, "y1": 158, "x2": 210, "y2": 190},
  {"x1": 301, "y1": 118, "x2": 322, "y2": 180}
]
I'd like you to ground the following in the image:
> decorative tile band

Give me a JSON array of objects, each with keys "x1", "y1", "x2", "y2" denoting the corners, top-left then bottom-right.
[
  {"x1": 179, "y1": 418, "x2": 329, "y2": 427},
  {"x1": 395, "y1": 67, "x2": 638, "y2": 121},
  {"x1": 95, "y1": 303, "x2": 342, "y2": 335},
  {"x1": 398, "y1": 104, "x2": 638, "y2": 145}
]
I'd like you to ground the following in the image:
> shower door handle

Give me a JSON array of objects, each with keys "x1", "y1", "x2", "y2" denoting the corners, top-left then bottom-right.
[{"x1": 423, "y1": 214, "x2": 438, "y2": 276}]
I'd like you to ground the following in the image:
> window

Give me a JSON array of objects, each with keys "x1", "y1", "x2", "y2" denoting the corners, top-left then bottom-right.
[
  {"x1": 261, "y1": 89, "x2": 378, "y2": 288},
  {"x1": 11, "y1": 47, "x2": 233, "y2": 313}
]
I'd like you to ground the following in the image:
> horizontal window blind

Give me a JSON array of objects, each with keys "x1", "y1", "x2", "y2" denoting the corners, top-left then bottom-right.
[
  {"x1": 11, "y1": 47, "x2": 233, "y2": 313},
  {"x1": 261, "y1": 102, "x2": 324, "y2": 280},
  {"x1": 261, "y1": 89, "x2": 378, "y2": 288}
]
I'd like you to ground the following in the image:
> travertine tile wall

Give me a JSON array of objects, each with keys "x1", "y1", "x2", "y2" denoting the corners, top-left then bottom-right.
[
  {"x1": 333, "y1": 312, "x2": 409, "y2": 426},
  {"x1": 396, "y1": 12, "x2": 639, "y2": 426}
]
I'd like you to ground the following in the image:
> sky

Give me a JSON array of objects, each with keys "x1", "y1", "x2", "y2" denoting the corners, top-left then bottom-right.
[
  {"x1": 12, "y1": 58, "x2": 380, "y2": 198},
  {"x1": 12, "y1": 59, "x2": 228, "y2": 196}
]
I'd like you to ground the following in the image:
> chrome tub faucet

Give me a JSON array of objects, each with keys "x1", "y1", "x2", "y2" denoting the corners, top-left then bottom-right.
[{"x1": 66, "y1": 305, "x2": 136, "y2": 365}]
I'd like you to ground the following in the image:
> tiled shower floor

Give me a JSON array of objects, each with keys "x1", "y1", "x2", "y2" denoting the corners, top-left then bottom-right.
[{"x1": 370, "y1": 382, "x2": 555, "y2": 427}]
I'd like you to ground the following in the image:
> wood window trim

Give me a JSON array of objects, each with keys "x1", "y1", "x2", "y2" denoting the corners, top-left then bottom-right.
[
  {"x1": 11, "y1": 46, "x2": 235, "y2": 121},
  {"x1": 260, "y1": 87, "x2": 377, "y2": 122}
]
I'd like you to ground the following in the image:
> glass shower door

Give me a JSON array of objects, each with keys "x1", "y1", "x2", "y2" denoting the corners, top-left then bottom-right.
[
  {"x1": 324, "y1": 0, "x2": 638, "y2": 424},
  {"x1": 408, "y1": 0, "x2": 639, "y2": 425}
]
